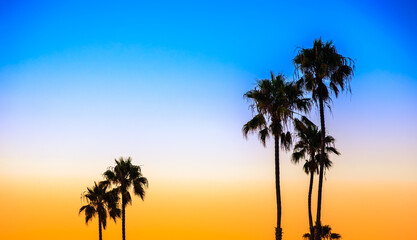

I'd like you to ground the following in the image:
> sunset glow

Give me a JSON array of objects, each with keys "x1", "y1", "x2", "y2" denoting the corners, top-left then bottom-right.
[{"x1": 1, "y1": 1, "x2": 416, "y2": 240}]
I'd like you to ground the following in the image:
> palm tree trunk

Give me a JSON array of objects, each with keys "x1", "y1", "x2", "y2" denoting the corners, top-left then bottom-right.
[
  {"x1": 99, "y1": 216, "x2": 102, "y2": 240},
  {"x1": 315, "y1": 96, "x2": 326, "y2": 240},
  {"x1": 122, "y1": 196, "x2": 126, "y2": 240},
  {"x1": 274, "y1": 135, "x2": 282, "y2": 240},
  {"x1": 308, "y1": 171, "x2": 314, "y2": 240}
]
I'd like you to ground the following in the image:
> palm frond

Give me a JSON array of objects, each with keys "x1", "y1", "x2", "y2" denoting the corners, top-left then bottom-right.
[
  {"x1": 291, "y1": 149, "x2": 306, "y2": 164},
  {"x1": 280, "y1": 131, "x2": 292, "y2": 151},
  {"x1": 133, "y1": 177, "x2": 148, "y2": 200},
  {"x1": 242, "y1": 114, "x2": 267, "y2": 138},
  {"x1": 258, "y1": 127, "x2": 270, "y2": 146},
  {"x1": 108, "y1": 204, "x2": 121, "y2": 222},
  {"x1": 330, "y1": 233, "x2": 341, "y2": 239},
  {"x1": 103, "y1": 169, "x2": 116, "y2": 182},
  {"x1": 326, "y1": 146, "x2": 340, "y2": 155},
  {"x1": 80, "y1": 205, "x2": 96, "y2": 224},
  {"x1": 302, "y1": 233, "x2": 311, "y2": 240}
]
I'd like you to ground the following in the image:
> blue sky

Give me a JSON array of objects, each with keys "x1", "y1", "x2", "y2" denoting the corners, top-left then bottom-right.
[
  {"x1": 1, "y1": 0, "x2": 416, "y2": 74},
  {"x1": 0, "y1": 0, "x2": 416, "y2": 182}
]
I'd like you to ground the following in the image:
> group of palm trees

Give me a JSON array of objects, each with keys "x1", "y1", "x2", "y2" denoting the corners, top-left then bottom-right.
[
  {"x1": 78, "y1": 38, "x2": 352, "y2": 240},
  {"x1": 79, "y1": 157, "x2": 148, "y2": 240},
  {"x1": 243, "y1": 38, "x2": 354, "y2": 240}
]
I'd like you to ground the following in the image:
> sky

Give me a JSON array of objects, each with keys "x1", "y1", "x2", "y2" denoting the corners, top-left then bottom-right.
[{"x1": 0, "y1": 0, "x2": 416, "y2": 240}]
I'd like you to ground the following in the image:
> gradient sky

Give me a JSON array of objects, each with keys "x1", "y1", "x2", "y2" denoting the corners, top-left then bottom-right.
[{"x1": 0, "y1": 1, "x2": 416, "y2": 240}]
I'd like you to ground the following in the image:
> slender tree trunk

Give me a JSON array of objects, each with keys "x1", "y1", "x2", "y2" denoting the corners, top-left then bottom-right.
[
  {"x1": 274, "y1": 135, "x2": 282, "y2": 240},
  {"x1": 315, "y1": 96, "x2": 326, "y2": 240},
  {"x1": 308, "y1": 170, "x2": 314, "y2": 240},
  {"x1": 99, "y1": 215, "x2": 102, "y2": 240},
  {"x1": 122, "y1": 196, "x2": 126, "y2": 240}
]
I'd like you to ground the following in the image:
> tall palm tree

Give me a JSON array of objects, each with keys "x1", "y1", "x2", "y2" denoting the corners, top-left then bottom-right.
[
  {"x1": 103, "y1": 157, "x2": 148, "y2": 240},
  {"x1": 294, "y1": 38, "x2": 354, "y2": 239},
  {"x1": 243, "y1": 72, "x2": 310, "y2": 240},
  {"x1": 79, "y1": 181, "x2": 121, "y2": 240},
  {"x1": 292, "y1": 117, "x2": 339, "y2": 239}
]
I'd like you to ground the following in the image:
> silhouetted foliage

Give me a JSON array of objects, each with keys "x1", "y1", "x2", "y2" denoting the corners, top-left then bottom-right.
[
  {"x1": 303, "y1": 224, "x2": 342, "y2": 240},
  {"x1": 79, "y1": 181, "x2": 121, "y2": 240},
  {"x1": 243, "y1": 72, "x2": 310, "y2": 240},
  {"x1": 294, "y1": 38, "x2": 354, "y2": 239},
  {"x1": 103, "y1": 157, "x2": 148, "y2": 240},
  {"x1": 292, "y1": 117, "x2": 339, "y2": 239},
  {"x1": 303, "y1": 225, "x2": 342, "y2": 240}
]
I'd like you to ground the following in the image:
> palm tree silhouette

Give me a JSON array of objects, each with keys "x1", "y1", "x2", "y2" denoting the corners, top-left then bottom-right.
[
  {"x1": 303, "y1": 224, "x2": 342, "y2": 240},
  {"x1": 103, "y1": 157, "x2": 148, "y2": 240},
  {"x1": 320, "y1": 225, "x2": 341, "y2": 240},
  {"x1": 243, "y1": 72, "x2": 310, "y2": 240},
  {"x1": 292, "y1": 117, "x2": 339, "y2": 239},
  {"x1": 294, "y1": 38, "x2": 354, "y2": 239},
  {"x1": 79, "y1": 181, "x2": 121, "y2": 240}
]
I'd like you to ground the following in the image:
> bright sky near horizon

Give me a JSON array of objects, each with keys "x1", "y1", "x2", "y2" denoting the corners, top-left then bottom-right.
[{"x1": 0, "y1": 1, "x2": 416, "y2": 240}]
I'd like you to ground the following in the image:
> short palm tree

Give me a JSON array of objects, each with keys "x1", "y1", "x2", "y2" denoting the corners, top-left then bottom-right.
[
  {"x1": 321, "y1": 225, "x2": 341, "y2": 240},
  {"x1": 79, "y1": 181, "x2": 121, "y2": 240},
  {"x1": 303, "y1": 224, "x2": 342, "y2": 240},
  {"x1": 294, "y1": 38, "x2": 354, "y2": 239},
  {"x1": 103, "y1": 157, "x2": 148, "y2": 240},
  {"x1": 292, "y1": 117, "x2": 339, "y2": 239},
  {"x1": 243, "y1": 72, "x2": 310, "y2": 240}
]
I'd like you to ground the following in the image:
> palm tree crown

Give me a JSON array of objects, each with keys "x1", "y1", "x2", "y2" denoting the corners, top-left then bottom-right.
[
  {"x1": 243, "y1": 72, "x2": 310, "y2": 145},
  {"x1": 293, "y1": 38, "x2": 354, "y2": 104},
  {"x1": 292, "y1": 116, "x2": 339, "y2": 173},
  {"x1": 103, "y1": 157, "x2": 148, "y2": 205},
  {"x1": 79, "y1": 181, "x2": 121, "y2": 240}
]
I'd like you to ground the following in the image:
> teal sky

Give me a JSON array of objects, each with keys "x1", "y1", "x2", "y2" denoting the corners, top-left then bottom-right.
[{"x1": 0, "y1": 0, "x2": 416, "y2": 182}]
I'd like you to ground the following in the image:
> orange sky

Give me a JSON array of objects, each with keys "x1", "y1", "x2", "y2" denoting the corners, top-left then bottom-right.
[{"x1": 1, "y1": 175, "x2": 416, "y2": 240}]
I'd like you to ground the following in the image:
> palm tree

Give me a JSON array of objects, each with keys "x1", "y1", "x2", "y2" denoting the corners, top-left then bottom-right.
[
  {"x1": 321, "y1": 225, "x2": 342, "y2": 240},
  {"x1": 243, "y1": 72, "x2": 310, "y2": 240},
  {"x1": 292, "y1": 117, "x2": 339, "y2": 239},
  {"x1": 294, "y1": 38, "x2": 354, "y2": 239},
  {"x1": 303, "y1": 224, "x2": 342, "y2": 240},
  {"x1": 79, "y1": 181, "x2": 121, "y2": 240},
  {"x1": 103, "y1": 157, "x2": 148, "y2": 240}
]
